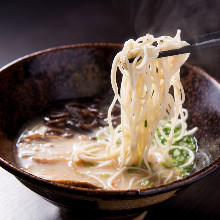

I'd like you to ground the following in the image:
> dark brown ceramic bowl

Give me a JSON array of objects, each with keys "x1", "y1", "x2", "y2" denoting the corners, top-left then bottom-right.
[{"x1": 0, "y1": 44, "x2": 219, "y2": 220}]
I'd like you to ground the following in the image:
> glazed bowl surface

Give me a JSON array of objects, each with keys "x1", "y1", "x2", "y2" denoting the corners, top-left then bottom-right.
[{"x1": 0, "y1": 44, "x2": 219, "y2": 219}]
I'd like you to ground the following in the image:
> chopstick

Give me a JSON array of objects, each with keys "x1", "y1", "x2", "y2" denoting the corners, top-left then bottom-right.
[
  {"x1": 157, "y1": 31, "x2": 220, "y2": 58},
  {"x1": 186, "y1": 31, "x2": 220, "y2": 44}
]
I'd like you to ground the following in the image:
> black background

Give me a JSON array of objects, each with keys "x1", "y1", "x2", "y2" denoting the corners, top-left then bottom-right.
[{"x1": 0, "y1": 0, "x2": 219, "y2": 219}]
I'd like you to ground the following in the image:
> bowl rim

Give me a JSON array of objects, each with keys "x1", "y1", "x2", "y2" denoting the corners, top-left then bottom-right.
[{"x1": 0, "y1": 43, "x2": 219, "y2": 198}]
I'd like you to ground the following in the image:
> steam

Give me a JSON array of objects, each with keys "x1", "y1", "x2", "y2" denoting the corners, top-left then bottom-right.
[
  {"x1": 133, "y1": 0, "x2": 220, "y2": 76},
  {"x1": 135, "y1": 0, "x2": 220, "y2": 38}
]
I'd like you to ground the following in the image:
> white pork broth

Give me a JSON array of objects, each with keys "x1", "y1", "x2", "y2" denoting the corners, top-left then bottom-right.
[{"x1": 16, "y1": 116, "x2": 197, "y2": 190}]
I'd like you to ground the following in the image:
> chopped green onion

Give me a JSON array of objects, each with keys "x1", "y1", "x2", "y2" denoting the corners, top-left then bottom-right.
[
  {"x1": 161, "y1": 139, "x2": 166, "y2": 144},
  {"x1": 173, "y1": 149, "x2": 181, "y2": 157},
  {"x1": 141, "y1": 160, "x2": 151, "y2": 168},
  {"x1": 132, "y1": 164, "x2": 137, "y2": 167},
  {"x1": 117, "y1": 140, "x2": 121, "y2": 144},
  {"x1": 155, "y1": 120, "x2": 196, "y2": 174},
  {"x1": 127, "y1": 169, "x2": 133, "y2": 173},
  {"x1": 140, "y1": 178, "x2": 150, "y2": 187},
  {"x1": 85, "y1": 162, "x2": 93, "y2": 167},
  {"x1": 177, "y1": 156, "x2": 185, "y2": 162},
  {"x1": 102, "y1": 173, "x2": 110, "y2": 178},
  {"x1": 144, "y1": 119, "x2": 148, "y2": 128}
]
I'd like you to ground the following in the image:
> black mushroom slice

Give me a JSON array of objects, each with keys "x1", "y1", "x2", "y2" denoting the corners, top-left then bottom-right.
[
  {"x1": 112, "y1": 103, "x2": 120, "y2": 115},
  {"x1": 111, "y1": 115, "x2": 121, "y2": 127},
  {"x1": 98, "y1": 103, "x2": 120, "y2": 119},
  {"x1": 44, "y1": 117, "x2": 68, "y2": 127},
  {"x1": 43, "y1": 98, "x2": 121, "y2": 138},
  {"x1": 45, "y1": 128, "x2": 74, "y2": 138},
  {"x1": 49, "y1": 112, "x2": 69, "y2": 119},
  {"x1": 87, "y1": 107, "x2": 99, "y2": 114},
  {"x1": 98, "y1": 111, "x2": 107, "y2": 119},
  {"x1": 81, "y1": 119, "x2": 98, "y2": 130},
  {"x1": 65, "y1": 119, "x2": 82, "y2": 129}
]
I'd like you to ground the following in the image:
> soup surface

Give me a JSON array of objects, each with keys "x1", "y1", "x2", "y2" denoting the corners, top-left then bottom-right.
[{"x1": 16, "y1": 99, "x2": 197, "y2": 190}]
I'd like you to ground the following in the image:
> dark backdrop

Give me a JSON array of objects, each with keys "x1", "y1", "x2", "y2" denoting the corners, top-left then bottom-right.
[
  {"x1": 0, "y1": 0, "x2": 220, "y2": 77},
  {"x1": 0, "y1": 1, "x2": 219, "y2": 220}
]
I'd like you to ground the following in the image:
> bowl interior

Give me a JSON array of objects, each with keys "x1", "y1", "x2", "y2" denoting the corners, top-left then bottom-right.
[{"x1": 0, "y1": 44, "x2": 219, "y2": 193}]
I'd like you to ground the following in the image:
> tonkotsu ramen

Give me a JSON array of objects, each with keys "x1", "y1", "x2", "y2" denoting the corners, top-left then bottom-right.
[{"x1": 16, "y1": 30, "x2": 198, "y2": 190}]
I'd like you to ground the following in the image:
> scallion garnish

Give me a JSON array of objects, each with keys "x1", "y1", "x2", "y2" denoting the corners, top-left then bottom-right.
[
  {"x1": 117, "y1": 140, "x2": 121, "y2": 144},
  {"x1": 85, "y1": 162, "x2": 93, "y2": 167},
  {"x1": 144, "y1": 119, "x2": 148, "y2": 127},
  {"x1": 102, "y1": 173, "x2": 110, "y2": 178},
  {"x1": 140, "y1": 178, "x2": 150, "y2": 187}
]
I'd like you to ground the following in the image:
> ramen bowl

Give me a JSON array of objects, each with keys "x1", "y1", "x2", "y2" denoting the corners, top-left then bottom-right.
[{"x1": 0, "y1": 44, "x2": 219, "y2": 220}]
